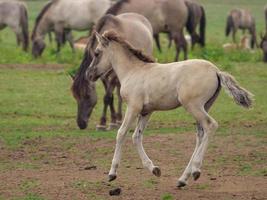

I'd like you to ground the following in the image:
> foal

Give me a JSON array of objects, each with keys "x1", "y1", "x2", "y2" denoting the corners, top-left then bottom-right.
[{"x1": 88, "y1": 31, "x2": 253, "y2": 187}]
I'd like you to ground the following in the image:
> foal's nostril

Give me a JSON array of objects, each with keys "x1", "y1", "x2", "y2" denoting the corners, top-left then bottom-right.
[{"x1": 77, "y1": 120, "x2": 88, "y2": 130}]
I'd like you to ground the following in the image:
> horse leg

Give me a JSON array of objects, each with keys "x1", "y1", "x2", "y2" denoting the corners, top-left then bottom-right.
[
  {"x1": 132, "y1": 114, "x2": 161, "y2": 177},
  {"x1": 173, "y1": 31, "x2": 187, "y2": 61},
  {"x1": 116, "y1": 83, "x2": 123, "y2": 124},
  {"x1": 55, "y1": 24, "x2": 64, "y2": 53},
  {"x1": 107, "y1": 78, "x2": 118, "y2": 130},
  {"x1": 232, "y1": 28, "x2": 237, "y2": 43},
  {"x1": 181, "y1": 33, "x2": 188, "y2": 60},
  {"x1": 178, "y1": 104, "x2": 218, "y2": 187},
  {"x1": 16, "y1": 34, "x2": 21, "y2": 46},
  {"x1": 154, "y1": 33, "x2": 162, "y2": 53},
  {"x1": 108, "y1": 106, "x2": 139, "y2": 181},
  {"x1": 97, "y1": 79, "x2": 109, "y2": 131},
  {"x1": 65, "y1": 29, "x2": 75, "y2": 53},
  {"x1": 173, "y1": 32, "x2": 181, "y2": 61}
]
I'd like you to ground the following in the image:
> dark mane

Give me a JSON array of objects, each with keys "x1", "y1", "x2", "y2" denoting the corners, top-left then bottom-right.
[
  {"x1": 31, "y1": 1, "x2": 53, "y2": 40},
  {"x1": 72, "y1": 15, "x2": 118, "y2": 98},
  {"x1": 103, "y1": 30, "x2": 155, "y2": 63},
  {"x1": 106, "y1": 0, "x2": 129, "y2": 15}
]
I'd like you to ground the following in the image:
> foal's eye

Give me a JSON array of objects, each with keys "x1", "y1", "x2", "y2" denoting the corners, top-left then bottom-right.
[{"x1": 94, "y1": 51, "x2": 99, "y2": 57}]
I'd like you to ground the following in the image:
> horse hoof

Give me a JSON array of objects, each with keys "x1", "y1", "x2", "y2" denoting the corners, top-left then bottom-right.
[
  {"x1": 152, "y1": 166, "x2": 161, "y2": 177},
  {"x1": 96, "y1": 125, "x2": 107, "y2": 131},
  {"x1": 177, "y1": 180, "x2": 187, "y2": 188},
  {"x1": 108, "y1": 174, "x2": 117, "y2": 182},
  {"x1": 108, "y1": 123, "x2": 119, "y2": 130},
  {"x1": 192, "y1": 171, "x2": 201, "y2": 181}
]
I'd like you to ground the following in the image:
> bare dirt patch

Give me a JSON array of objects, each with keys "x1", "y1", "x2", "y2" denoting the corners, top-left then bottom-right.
[{"x1": 0, "y1": 132, "x2": 266, "y2": 200}]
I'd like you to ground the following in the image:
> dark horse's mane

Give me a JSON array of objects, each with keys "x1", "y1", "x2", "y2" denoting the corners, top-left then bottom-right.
[
  {"x1": 106, "y1": 0, "x2": 129, "y2": 15},
  {"x1": 72, "y1": 15, "x2": 119, "y2": 98},
  {"x1": 103, "y1": 30, "x2": 155, "y2": 63},
  {"x1": 31, "y1": 1, "x2": 54, "y2": 40}
]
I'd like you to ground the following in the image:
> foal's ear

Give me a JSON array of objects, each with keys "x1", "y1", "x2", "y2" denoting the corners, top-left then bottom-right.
[{"x1": 95, "y1": 32, "x2": 109, "y2": 47}]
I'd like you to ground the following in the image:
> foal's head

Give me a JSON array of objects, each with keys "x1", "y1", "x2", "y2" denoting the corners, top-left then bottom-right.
[
  {"x1": 87, "y1": 31, "x2": 155, "y2": 81},
  {"x1": 87, "y1": 32, "x2": 112, "y2": 81}
]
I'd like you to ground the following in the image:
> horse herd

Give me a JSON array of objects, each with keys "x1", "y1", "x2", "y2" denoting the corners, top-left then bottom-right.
[{"x1": 0, "y1": 0, "x2": 257, "y2": 188}]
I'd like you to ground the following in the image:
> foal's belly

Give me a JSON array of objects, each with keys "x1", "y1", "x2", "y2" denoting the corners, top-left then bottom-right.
[{"x1": 142, "y1": 88, "x2": 181, "y2": 113}]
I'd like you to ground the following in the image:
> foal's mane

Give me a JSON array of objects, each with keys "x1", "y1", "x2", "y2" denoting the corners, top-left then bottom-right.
[
  {"x1": 103, "y1": 31, "x2": 155, "y2": 63},
  {"x1": 31, "y1": 1, "x2": 54, "y2": 40},
  {"x1": 106, "y1": 0, "x2": 130, "y2": 15}
]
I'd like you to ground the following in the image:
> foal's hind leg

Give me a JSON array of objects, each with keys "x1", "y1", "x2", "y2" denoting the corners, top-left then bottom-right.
[
  {"x1": 132, "y1": 114, "x2": 161, "y2": 177},
  {"x1": 178, "y1": 104, "x2": 218, "y2": 187}
]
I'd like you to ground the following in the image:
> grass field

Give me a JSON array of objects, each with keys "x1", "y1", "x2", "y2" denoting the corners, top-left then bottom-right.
[{"x1": 0, "y1": 0, "x2": 267, "y2": 200}]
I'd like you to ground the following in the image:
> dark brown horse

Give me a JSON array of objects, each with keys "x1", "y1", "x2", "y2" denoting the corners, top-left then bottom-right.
[
  {"x1": 155, "y1": 0, "x2": 206, "y2": 51},
  {"x1": 226, "y1": 8, "x2": 257, "y2": 48},
  {"x1": 0, "y1": 0, "x2": 29, "y2": 51},
  {"x1": 71, "y1": 13, "x2": 153, "y2": 130},
  {"x1": 106, "y1": 0, "x2": 188, "y2": 61}
]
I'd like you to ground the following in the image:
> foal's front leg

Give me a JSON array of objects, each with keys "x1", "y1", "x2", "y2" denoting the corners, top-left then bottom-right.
[
  {"x1": 132, "y1": 114, "x2": 161, "y2": 177},
  {"x1": 108, "y1": 106, "x2": 139, "y2": 181}
]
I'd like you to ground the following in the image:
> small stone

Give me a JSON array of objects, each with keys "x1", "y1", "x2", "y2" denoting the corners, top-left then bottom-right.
[{"x1": 109, "y1": 188, "x2": 121, "y2": 196}]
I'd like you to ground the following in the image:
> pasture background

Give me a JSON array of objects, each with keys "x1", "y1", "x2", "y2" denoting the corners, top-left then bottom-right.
[{"x1": 0, "y1": 0, "x2": 266, "y2": 200}]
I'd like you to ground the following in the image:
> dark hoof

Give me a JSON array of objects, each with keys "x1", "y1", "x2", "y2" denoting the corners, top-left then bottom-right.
[
  {"x1": 192, "y1": 171, "x2": 201, "y2": 181},
  {"x1": 96, "y1": 125, "x2": 107, "y2": 131},
  {"x1": 109, "y1": 188, "x2": 121, "y2": 196},
  {"x1": 108, "y1": 174, "x2": 117, "y2": 182},
  {"x1": 177, "y1": 180, "x2": 187, "y2": 188},
  {"x1": 152, "y1": 166, "x2": 161, "y2": 177}
]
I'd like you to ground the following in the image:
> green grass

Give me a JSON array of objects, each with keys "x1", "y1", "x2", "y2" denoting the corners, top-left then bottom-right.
[{"x1": 0, "y1": 2, "x2": 266, "y2": 148}]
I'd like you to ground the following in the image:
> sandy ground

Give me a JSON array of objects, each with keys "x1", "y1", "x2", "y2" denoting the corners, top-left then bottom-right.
[{"x1": 0, "y1": 130, "x2": 266, "y2": 200}]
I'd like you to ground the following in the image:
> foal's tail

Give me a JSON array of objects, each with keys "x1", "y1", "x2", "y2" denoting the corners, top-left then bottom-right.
[
  {"x1": 217, "y1": 71, "x2": 253, "y2": 108},
  {"x1": 225, "y1": 15, "x2": 233, "y2": 37},
  {"x1": 20, "y1": 4, "x2": 29, "y2": 51}
]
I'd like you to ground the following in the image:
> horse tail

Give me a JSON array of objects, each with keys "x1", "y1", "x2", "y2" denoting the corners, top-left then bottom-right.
[
  {"x1": 199, "y1": 5, "x2": 206, "y2": 46},
  {"x1": 217, "y1": 71, "x2": 253, "y2": 108},
  {"x1": 225, "y1": 15, "x2": 233, "y2": 37},
  {"x1": 20, "y1": 4, "x2": 29, "y2": 51},
  {"x1": 185, "y1": 2, "x2": 194, "y2": 35}
]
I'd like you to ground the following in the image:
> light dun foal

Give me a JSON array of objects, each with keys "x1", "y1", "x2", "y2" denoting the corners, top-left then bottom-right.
[{"x1": 87, "y1": 31, "x2": 253, "y2": 187}]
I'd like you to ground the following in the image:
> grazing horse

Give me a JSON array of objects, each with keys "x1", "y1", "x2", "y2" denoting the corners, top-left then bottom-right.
[
  {"x1": 0, "y1": 0, "x2": 29, "y2": 51},
  {"x1": 155, "y1": 0, "x2": 206, "y2": 51},
  {"x1": 71, "y1": 13, "x2": 153, "y2": 130},
  {"x1": 31, "y1": 0, "x2": 111, "y2": 57},
  {"x1": 226, "y1": 8, "x2": 257, "y2": 48},
  {"x1": 106, "y1": 0, "x2": 188, "y2": 61},
  {"x1": 87, "y1": 31, "x2": 253, "y2": 187}
]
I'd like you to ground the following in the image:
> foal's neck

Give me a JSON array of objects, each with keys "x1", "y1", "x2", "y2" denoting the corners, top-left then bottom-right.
[{"x1": 108, "y1": 43, "x2": 145, "y2": 82}]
